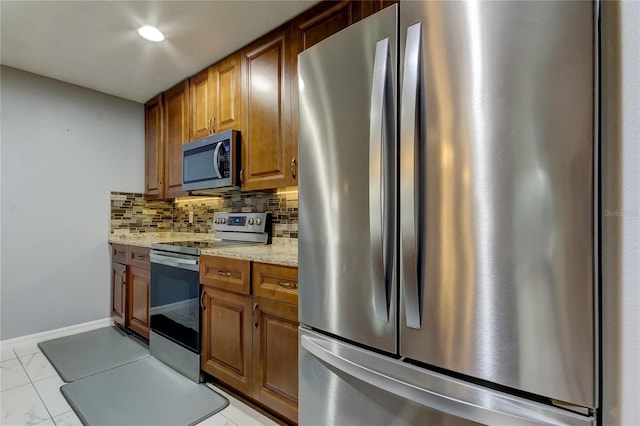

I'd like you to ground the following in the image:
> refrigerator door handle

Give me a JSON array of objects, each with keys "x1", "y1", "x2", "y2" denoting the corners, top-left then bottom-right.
[
  {"x1": 400, "y1": 23, "x2": 422, "y2": 329},
  {"x1": 369, "y1": 37, "x2": 394, "y2": 322},
  {"x1": 301, "y1": 332, "x2": 595, "y2": 426}
]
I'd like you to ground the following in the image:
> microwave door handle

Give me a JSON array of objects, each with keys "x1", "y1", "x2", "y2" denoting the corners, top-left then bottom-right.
[
  {"x1": 369, "y1": 37, "x2": 394, "y2": 322},
  {"x1": 212, "y1": 141, "x2": 223, "y2": 179},
  {"x1": 400, "y1": 23, "x2": 422, "y2": 329}
]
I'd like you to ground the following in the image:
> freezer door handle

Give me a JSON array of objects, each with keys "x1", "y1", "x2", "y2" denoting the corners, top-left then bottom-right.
[
  {"x1": 301, "y1": 332, "x2": 595, "y2": 426},
  {"x1": 400, "y1": 23, "x2": 422, "y2": 329},
  {"x1": 369, "y1": 37, "x2": 395, "y2": 322}
]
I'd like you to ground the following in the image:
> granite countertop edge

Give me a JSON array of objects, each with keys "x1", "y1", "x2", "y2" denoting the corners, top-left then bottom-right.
[{"x1": 108, "y1": 232, "x2": 298, "y2": 267}]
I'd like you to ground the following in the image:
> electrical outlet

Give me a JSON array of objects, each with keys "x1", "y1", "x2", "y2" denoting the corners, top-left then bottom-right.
[{"x1": 188, "y1": 211, "x2": 194, "y2": 224}]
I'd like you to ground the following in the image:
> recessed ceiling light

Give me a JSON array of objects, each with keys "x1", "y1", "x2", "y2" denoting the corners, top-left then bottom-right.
[{"x1": 137, "y1": 25, "x2": 164, "y2": 42}]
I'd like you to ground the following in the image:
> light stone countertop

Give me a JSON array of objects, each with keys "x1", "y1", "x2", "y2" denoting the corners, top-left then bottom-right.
[
  {"x1": 108, "y1": 232, "x2": 297, "y2": 267},
  {"x1": 200, "y1": 238, "x2": 298, "y2": 267}
]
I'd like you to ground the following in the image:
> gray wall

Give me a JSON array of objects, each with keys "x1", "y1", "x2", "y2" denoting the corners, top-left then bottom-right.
[{"x1": 0, "y1": 66, "x2": 144, "y2": 340}]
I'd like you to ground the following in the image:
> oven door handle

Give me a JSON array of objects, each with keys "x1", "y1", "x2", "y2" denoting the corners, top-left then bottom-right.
[{"x1": 150, "y1": 253, "x2": 199, "y2": 271}]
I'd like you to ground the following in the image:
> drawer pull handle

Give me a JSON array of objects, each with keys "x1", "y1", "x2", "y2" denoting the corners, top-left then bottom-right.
[
  {"x1": 217, "y1": 271, "x2": 232, "y2": 277},
  {"x1": 278, "y1": 281, "x2": 298, "y2": 289},
  {"x1": 252, "y1": 303, "x2": 259, "y2": 328}
]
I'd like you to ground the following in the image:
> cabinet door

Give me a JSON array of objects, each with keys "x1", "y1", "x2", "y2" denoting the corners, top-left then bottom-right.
[
  {"x1": 201, "y1": 287, "x2": 253, "y2": 395},
  {"x1": 145, "y1": 95, "x2": 163, "y2": 198},
  {"x1": 163, "y1": 80, "x2": 189, "y2": 198},
  {"x1": 241, "y1": 24, "x2": 293, "y2": 190},
  {"x1": 190, "y1": 68, "x2": 213, "y2": 141},
  {"x1": 111, "y1": 262, "x2": 127, "y2": 327},
  {"x1": 252, "y1": 297, "x2": 299, "y2": 424},
  {"x1": 126, "y1": 266, "x2": 150, "y2": 339},
  {"x1": 212, "y1": 52, "x2": 242, "y2": 133}
]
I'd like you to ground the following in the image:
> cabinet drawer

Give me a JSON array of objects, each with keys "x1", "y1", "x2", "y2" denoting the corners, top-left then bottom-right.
[
  {"x1": 128, "y1": 246, "x2": 150, "y2": 270},
  {"x1": 111, "y1": 243, "x2": 128, "y2": 264},
  {"x1": 200, "y1": 256, "x2": 251, "y2": 295},
  {"x1": 252, "y1": 263, "x2": 298, "y2": 305}
]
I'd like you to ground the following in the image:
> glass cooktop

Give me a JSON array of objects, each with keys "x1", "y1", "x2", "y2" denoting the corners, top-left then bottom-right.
[{"x1": 151, "y1": 239, "x2": 254, "y2": 256}]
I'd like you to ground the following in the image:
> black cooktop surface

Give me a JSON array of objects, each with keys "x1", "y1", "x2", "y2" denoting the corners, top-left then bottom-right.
[
  {"x1": 151, "y1": 239, "x2": 256, "y2": 256},
  {"x1": 161, "y1": 240, "x2": 244, "y2": 249}
]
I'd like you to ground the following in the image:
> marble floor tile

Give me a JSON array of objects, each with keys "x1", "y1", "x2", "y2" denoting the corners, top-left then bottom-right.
[
  {"x1": 19, "y1": 352, "x2": 57, "y2": 382},
  {"x1": 1, "y1": 358, "x2": 31, "y2": 391},
  {"x1": 52, "y1": 410, "x2": 82, "y2": 426},
  {"x1": 214, "y1": 402, "x2": 275, "y2": 426},
  {"x1": 1, "y1": 346, "x2": 17, "y2": 362},
  {"x1": 12, "y1": 341, "x2": 43, "y2": 358},
  {"x1": 0, "y1": 383, "x2": 52, "y2": 426},
  {"x1": 197, "y1": 412, "x2": 239, "y2": 426},
  {"x1": 210, "y1": 386, "x2": 279, "y2": 426},
  {"x1": 33, "y1": 376, "x2": 71, "y2": 417},
  {"x1": 34, "y1": 419, "x2": 55, "y2": 426}
]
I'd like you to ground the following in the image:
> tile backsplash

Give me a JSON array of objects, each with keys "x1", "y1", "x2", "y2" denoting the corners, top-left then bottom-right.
[
  {"x1": 110, "y1": 190, "x2": 298, "y2": 238},
  {"x1": 110, "y1": 192, "x2": 173, "y2": 233}
]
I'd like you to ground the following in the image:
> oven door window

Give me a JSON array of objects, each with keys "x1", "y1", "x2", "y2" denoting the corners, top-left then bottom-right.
[{"x1": 150, "y1": 263, "x2": 200, "y2": 353}]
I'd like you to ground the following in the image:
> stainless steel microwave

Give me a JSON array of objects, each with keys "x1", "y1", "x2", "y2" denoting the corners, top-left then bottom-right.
[{"x1": 182, "y1": 130, "x2": 239, "y2": 192}]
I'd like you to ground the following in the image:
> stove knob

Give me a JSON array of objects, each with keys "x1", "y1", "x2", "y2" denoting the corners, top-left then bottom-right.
[
  {"x1": 248, "y1": 218, "x2": 254, "y2": 225},
  {"x1": 255, "y1": 218, "x2": 262, "y2": 225},
  {"x1": 221, "y1": 218, "x2": 226, "y2": 224},
  {"x1": 214, "y1": 218, "x2": 219, "y2": 224}
]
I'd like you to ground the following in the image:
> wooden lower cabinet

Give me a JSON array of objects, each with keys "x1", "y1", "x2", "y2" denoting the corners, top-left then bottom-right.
[
  {"x1": 110, "y1": 244, "x2": 151, "y2": 340},
  {"x1": 201, "y1": 286, "x2": 253, "y2": 395},
  {"x1": 126, "y1": 266, "x2": 150, "y2": 339},
  {"x1": 200, "y1": 258, "x2": 299, "y2": 423},
  {"x1": 111, "y1": 262, "x2": 127, "y2": 327},
  {"x1": 252, "y1": 296, "x2": 299, "y2": 424}
]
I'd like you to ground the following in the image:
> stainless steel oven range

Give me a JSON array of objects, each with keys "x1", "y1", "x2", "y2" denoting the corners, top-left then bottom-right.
[{"x1": 149, "y1": 212, "x2": 271, "y2": 382}]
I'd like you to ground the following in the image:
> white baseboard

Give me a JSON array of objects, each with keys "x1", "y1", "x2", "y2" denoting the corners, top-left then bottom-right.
[{"x1": 0, "y1": 318, "x2": 112, "y2": 350}]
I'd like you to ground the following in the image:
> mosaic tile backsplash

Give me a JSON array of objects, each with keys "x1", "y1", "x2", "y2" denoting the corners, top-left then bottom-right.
[{"x1": 110, "y1": 190, "x2": 298, "y2": 238}]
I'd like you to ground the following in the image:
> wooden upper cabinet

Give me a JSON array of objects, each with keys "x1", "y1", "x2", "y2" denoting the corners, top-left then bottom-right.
[
  {"x1": 144, "y1": 95, "x2": 163, "y2": 199},
  {"x1": 212, "y1": 52, "x2": 242, "y2": 134},
  {"x1": 190, "y1": 52, "x2": 242, "y2": 141},
  {"x1": 292, "y1": 0, "x2": 352, "y2": 53},
  {"x1": 241, "y1": 24, "x2": 294, "y2": 191},
  {"x1": 189, "y1": 68, "x2": 213, "y2": 141},
  {"x1": 163, "y1": 80, "x2": 189, "y2": 198},
  {"x1": 351, "y1": 0, "x2": 398, "y2": 23}
]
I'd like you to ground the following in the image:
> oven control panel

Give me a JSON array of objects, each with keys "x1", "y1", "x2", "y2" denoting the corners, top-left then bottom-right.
[{"x1": 212, "y1": 212, "x2": 271, "y2": 236}]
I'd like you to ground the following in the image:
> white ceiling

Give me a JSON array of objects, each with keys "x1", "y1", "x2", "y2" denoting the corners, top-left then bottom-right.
[{"x1": 0, "y1": 1, "x2": 318, "y2": 103}]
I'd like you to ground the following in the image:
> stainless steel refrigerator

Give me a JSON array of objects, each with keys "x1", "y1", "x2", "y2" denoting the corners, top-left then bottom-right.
[{"x1": 298, "y1": 1, "x2": 598, "y2": 425}]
